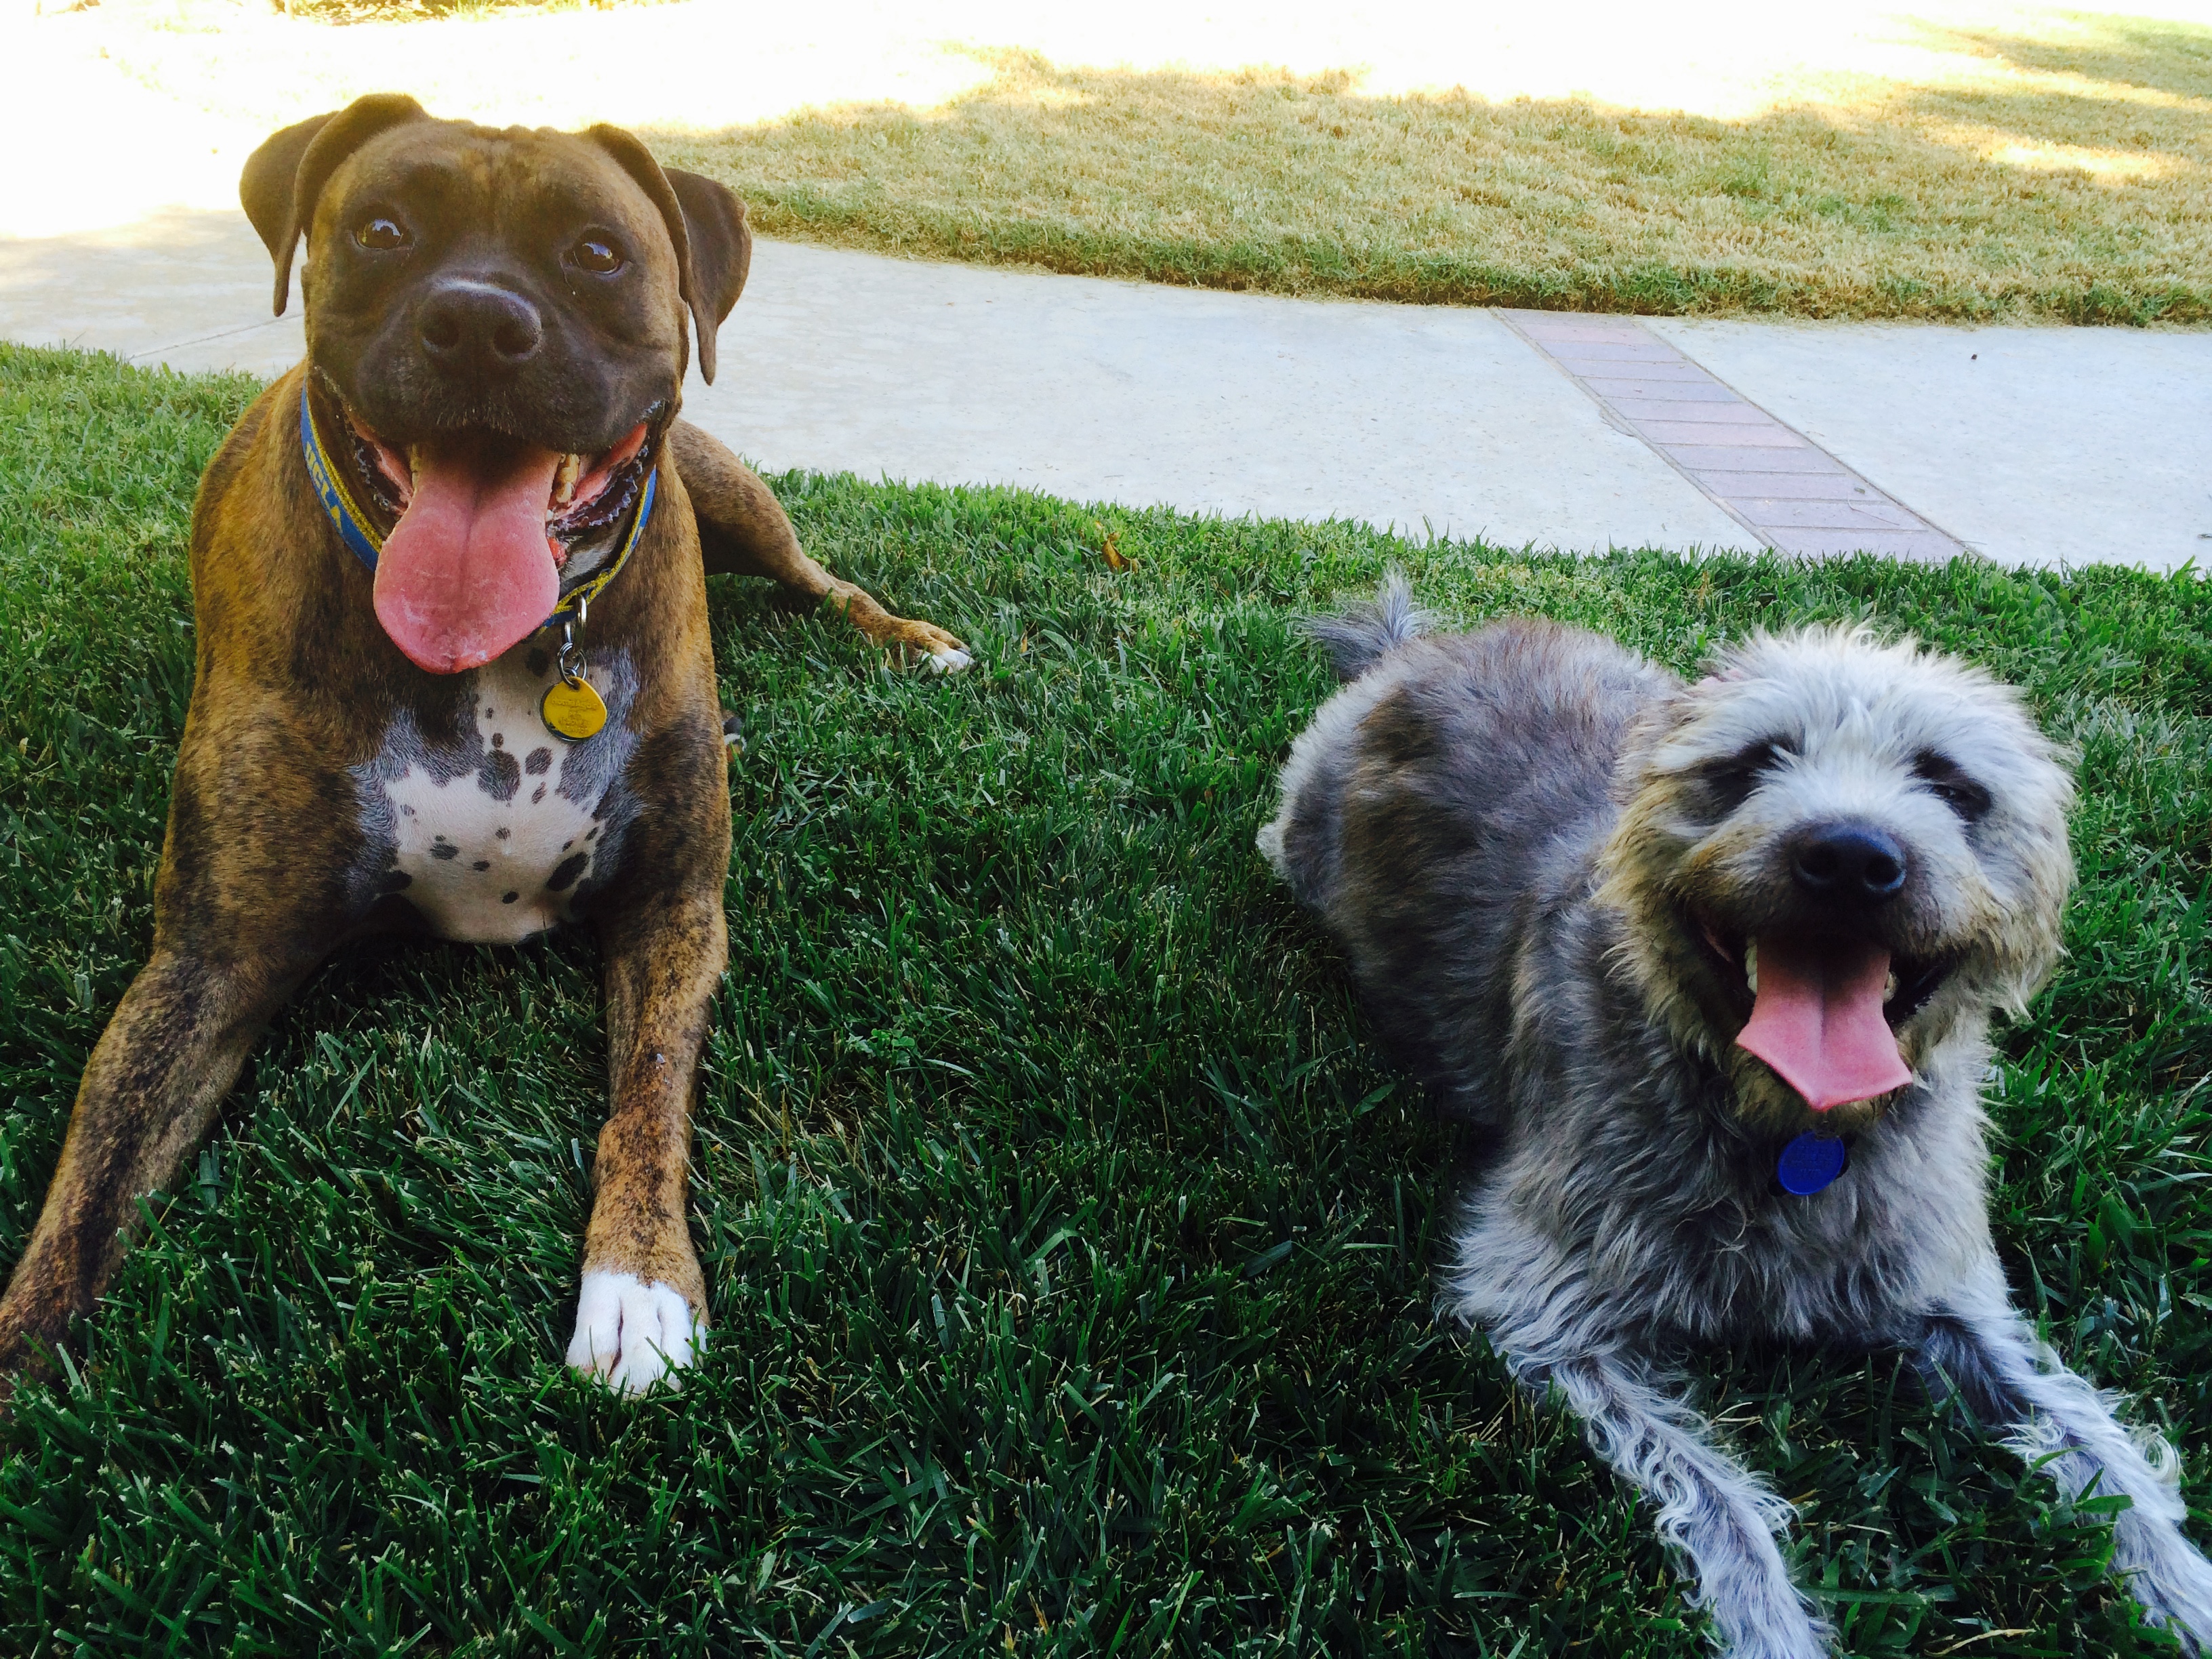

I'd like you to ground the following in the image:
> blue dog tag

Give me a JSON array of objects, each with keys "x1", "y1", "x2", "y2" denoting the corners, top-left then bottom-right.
[{"x1": 1778, "y1": 1132, "x2": 1849, "y2": 1195}]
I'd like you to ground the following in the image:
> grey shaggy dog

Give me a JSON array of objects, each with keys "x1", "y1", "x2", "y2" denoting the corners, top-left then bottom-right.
[{"x1": 1258, "y1": 579, "x2": 2212, "y2": 1659}]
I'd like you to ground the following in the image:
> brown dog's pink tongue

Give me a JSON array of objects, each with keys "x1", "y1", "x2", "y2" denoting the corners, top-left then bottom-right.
[
  {"x1": 374, "y1": 436, "x2": 561, "y2": 674},
  {"x1": 1736, "y1": 935, "x2": 1912, "y2": 1111}
]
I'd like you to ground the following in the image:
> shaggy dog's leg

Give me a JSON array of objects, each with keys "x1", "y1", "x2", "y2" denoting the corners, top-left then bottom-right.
[
  {"x1": 1919, "y1": 1262, "x2": 2212, "y2": 1650},
  {"x1": 1523, "y1": 1348, "x2": 1829, "y2": 1659}
]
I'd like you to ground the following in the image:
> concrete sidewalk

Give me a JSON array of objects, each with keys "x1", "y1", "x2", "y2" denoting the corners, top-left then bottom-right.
[{"x1": 3, "y1": 209, "x2": 2207, "y2": 570}]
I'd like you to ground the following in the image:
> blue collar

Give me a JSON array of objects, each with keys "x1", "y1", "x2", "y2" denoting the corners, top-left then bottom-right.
[{"x1": 299, "y1": 383, "x2": 655, "y2": 628}]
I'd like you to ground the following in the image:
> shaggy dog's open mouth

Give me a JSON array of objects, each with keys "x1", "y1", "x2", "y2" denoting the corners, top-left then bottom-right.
[
  {"x1": 334, "y1": 392, "x2": 658, "y2": 674},
  {"x1": 1696, "y1": 915, "x2": 1952, "y2": 1112}
]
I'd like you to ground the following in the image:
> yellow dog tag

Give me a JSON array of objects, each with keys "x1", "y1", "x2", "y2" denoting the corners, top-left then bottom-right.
[{"x1": 541, "y1": 676, "x2": 608, "y2": 741}]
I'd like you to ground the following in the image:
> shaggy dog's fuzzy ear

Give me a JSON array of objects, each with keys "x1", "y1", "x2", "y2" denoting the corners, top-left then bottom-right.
[
  {"x1": 1607, "y1": 680, "x2": 1694, "y2": 804},
  {"x1": 1978, "y1": 735, "x2": 2078, "y2": 1015}
]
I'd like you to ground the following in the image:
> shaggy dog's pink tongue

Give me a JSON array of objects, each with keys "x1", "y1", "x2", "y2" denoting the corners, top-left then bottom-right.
[
  {"x1": 375, "y1": 435, "x2": 560, "y2": 674},
  {"x1": 1736, "y1": 935, "x2": 1912, "y2": 1111}
]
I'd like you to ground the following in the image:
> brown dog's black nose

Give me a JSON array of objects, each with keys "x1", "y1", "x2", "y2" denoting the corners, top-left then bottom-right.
[
  {"x1": 417, "y1": 279, "x2": 544, "y2": 371},
  {"x1": 1791, "y1": 822, "x2": 1908, "y2": 903}
]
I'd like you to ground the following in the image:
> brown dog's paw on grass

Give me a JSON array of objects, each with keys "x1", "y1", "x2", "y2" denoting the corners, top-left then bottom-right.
[
  {"x1": 874, "y1": 613, "x2": 973, "y2": 674},
  {"x1": 837, "y1": 592, "x2": 972, "y2": 672}
]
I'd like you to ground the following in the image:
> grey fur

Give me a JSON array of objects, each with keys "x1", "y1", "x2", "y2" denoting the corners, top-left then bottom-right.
[
  {"x1": 1298, "y1": 569, "x2": 1432, "y2": 682},
  {"x1": 1259, "y1": 591, "x2": 2212, "y2": 1658}
]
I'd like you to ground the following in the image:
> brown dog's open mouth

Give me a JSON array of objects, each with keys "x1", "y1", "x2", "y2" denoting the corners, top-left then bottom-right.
[
  {"x1": 1696, "y1": 917, "x2": 1950, "y2": 1112},
  {"x1": 345, "y1": 412, "x2": 653, "y2": 675}
]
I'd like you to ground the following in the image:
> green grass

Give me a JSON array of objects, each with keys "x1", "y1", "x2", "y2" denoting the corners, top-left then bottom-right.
[
  {"x1": 0, "y1": 339, "x2": 2208, "y2": 1655},
  {"x1": 653, "y1": 18, "x2": 2212, "y2": 327}
]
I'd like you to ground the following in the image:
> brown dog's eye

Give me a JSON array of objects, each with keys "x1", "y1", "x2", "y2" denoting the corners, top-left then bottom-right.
[
  {"x1": 571, "y1": 237, "x2": 624, "y2": 274},
  {"x1": 354, "y1": 216, "x2": 409, "y2": 251}
]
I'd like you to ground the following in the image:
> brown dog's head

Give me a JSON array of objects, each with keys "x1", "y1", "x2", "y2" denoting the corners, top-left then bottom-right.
[
  {"x1": 241, "y1": 95, "x2": 751, "y2": 673},
  {"x1": 1594, "y1": 628, "x2": 2076, "y2": 1136}
]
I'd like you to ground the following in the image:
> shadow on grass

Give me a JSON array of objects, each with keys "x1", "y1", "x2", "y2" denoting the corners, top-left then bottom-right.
[{"x1": 1935, "y1": 11, "x2": 2212, "y2": 103}]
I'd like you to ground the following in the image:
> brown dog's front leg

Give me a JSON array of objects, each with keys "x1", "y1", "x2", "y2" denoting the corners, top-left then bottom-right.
[
  {"x1": 565, "y1": 892, "x2": 729, "y2": 1393},
  {"x1": 0, "y1": 951, "x2": 295, "y2": 1399},
  {"x1": 668, "y1": 419, "x2": 972, "y2": 671}
]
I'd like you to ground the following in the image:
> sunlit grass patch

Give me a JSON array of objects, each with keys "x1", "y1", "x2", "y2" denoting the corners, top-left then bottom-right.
[{"x1": 657, "y1": 14, "x2": 2212, "y2": 323}]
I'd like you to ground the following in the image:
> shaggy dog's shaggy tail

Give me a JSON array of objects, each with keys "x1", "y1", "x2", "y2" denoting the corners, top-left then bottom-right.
[{"x1": 1302, "y1": 573, "x2": 1431, "y2": 682}]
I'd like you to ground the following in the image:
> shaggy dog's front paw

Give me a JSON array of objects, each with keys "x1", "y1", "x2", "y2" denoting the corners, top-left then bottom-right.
[{"x1": 566, "y1": 1271, "x2": 699, "y2": 1394}]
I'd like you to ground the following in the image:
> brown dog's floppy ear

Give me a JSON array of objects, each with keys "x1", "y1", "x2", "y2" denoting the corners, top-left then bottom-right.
[
  {"x1": 585, "y1": 127, "x2": 750, "y2": 384},
  {"x1": 240, "y1": 93, "x2": 428, "y2": 318},
  {"x1": 665, "y1": 168, "x2": 752, "y2": 375},
  {"x1": 240, "y1": 111, "x2": 334, "y2": 266}
]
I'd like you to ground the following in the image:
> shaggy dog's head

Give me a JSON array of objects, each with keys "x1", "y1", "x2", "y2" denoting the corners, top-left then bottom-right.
[{"x1": 1595, "y1": 629, "x2": 2075, "y2": 1135}]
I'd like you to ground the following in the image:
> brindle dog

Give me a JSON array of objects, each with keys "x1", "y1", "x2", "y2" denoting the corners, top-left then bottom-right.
[{"x1": 0, "y1": 94, "x2": 967, "y2": 1399}]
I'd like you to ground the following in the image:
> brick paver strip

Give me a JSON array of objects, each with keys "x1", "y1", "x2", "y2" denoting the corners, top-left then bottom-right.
[
  {"x1": 1614, "y1": 401, "x2": 1788, "y2": 424},
  {"x1": 1495, "y1": 310, "x2": 1966, "y2": 560},
  {"x1": 1597, "y1": 381, "x2": 1743, "y2": 402},
  {"x1": 1748, "y1": 499, "x2": 1926, "y2": 530},
  {"x1": 1696, "y1": 472, "x2": 1873, "y2": 499},
  {"x1": 1637, "y1": 422, "x2": 1814, "y2": 448},
  {"x1": 1659, "y1": 447, "x2": 1845, "y2": 474}
]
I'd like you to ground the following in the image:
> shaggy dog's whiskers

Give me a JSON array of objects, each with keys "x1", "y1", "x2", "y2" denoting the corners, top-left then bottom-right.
[{"x1": 1260, "y1": 581, "x2": 2212, "y2": 1658}]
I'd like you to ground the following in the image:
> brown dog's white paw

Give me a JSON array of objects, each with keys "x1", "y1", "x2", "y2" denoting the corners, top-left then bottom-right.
[
  {"x1": 566, "y1": 1270, "x2": 699, "y2": 1393},
  {"x1": 850, "y1": 607, "x2": 971, "y2": 672},
  {"x1": 897, "y1": 620, "x2": 971, "y2": 672}
]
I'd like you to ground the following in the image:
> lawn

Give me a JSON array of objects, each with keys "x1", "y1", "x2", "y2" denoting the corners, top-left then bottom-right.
[
  {"x1": 655, "y1": 13, "x2": 2212, "y2": 325},
  {"x1": 1, "y1": 342, "x2": 2209, "y2": 1656}
]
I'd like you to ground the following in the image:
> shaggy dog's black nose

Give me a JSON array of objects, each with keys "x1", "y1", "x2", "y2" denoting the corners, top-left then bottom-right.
[
  {"x1": 1792, "y1": 823, "x2": 1908, "y2": 902},
  {"x1": 417, "y1": 280, "x2": 544, "y2": 371}
]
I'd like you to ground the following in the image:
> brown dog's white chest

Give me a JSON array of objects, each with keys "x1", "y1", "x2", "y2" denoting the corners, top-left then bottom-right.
[{"x1": 354, "y1": 647, "x2": 637, "y2": 944}]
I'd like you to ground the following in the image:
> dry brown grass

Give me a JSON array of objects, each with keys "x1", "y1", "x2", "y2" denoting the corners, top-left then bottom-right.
[{"x1": 653, "y1": 15, "x2": 2212, "y2": 323}]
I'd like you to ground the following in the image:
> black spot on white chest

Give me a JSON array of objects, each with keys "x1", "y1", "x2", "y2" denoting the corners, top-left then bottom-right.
[{"x1": 353, "y1": 649, "x2": 637, "y2": 944}]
